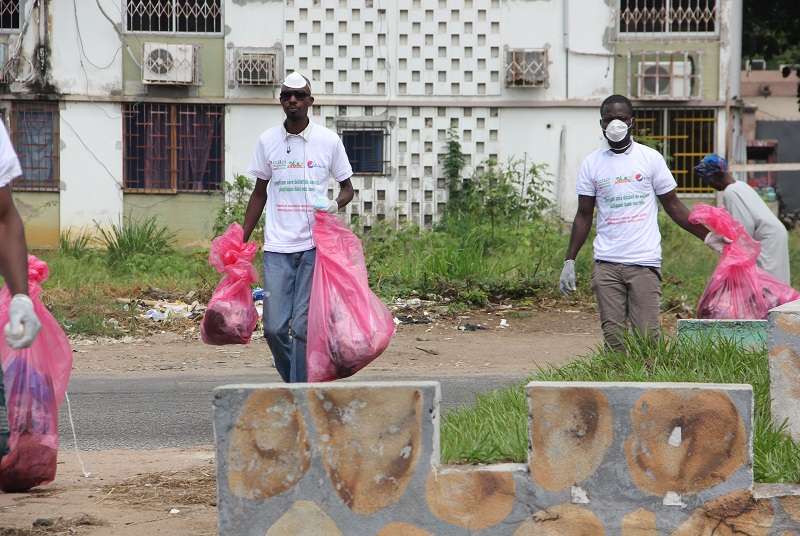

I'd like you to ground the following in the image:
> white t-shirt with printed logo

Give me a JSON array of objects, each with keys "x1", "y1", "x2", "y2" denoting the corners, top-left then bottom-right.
[
  {"x1": 0, "y1": 120, "x2": 21, "y2": 188},
  {"x1": 575, "y1": 142, "x2": 677, "y2": 267},
  {"x1": 248, "y1": 121, "x2": 353, "y2": 253}
]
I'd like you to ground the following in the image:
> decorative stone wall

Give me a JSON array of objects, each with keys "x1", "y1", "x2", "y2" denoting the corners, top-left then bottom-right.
[
  {"x1": 213, "y1": 380, "x2": 800, "y2": 535},
  {"x1": 768, "y1": 300, "x2": 800, "y2": 442}
]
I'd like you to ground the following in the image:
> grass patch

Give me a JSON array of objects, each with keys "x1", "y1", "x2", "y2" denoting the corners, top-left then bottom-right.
[
  {"x1": 440, "y1": 334, "x2": 800, "y2": 484},
  {"x1": 96, "y1": 217, "x2": 176, "y2": 267},
  {"x1": 34, "y1": 248, "x2": 220, "y2": 338}
]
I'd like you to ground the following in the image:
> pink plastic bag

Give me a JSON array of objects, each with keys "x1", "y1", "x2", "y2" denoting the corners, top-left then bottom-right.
[
  {"x1": 0, "y1": 255, "x2": 73, "y2": 492},
  {"x1": 689, "y1": 204, "x2": 800, "y2": 319},
  {"x1": 201, "y1": 223, "x2": 259, "y2": 345},
  {"x1": 306, "y1": 212, "x2": 396, "y2": 382}
]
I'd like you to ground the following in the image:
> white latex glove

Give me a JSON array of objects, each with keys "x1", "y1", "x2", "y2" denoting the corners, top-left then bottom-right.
[
  {"x1": 559, "y1": 260, "x2": 577, "y2": 295},
  {"x1": 704, "y1": 232, "x2": 732, "y2": 254},
  {"x1": 313, "y1": 197, "x2": 339, "y2": 214},
  {"x1": 4, "y1": 294, "x2": 41, "y2": 349}
]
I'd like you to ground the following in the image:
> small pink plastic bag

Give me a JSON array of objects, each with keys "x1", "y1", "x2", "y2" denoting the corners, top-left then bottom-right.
[
  {"x1": 201, "y1": 224, "x2": 259, "y2": 345},
  {"x1": 0, "y1": 255, "x2": 73, "y2": 492},
  {"x1": 306, "y1": 212, "x2": 395, "y2": 382},
  {"x1": 689, "y1": 204, "x2": 800, "y2": 319}
]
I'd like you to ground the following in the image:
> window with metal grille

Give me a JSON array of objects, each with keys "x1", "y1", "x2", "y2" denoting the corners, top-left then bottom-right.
[
  {"x1": 126, "y1": 0, "x2": 222, "y2": 33},
  {"x1": 123, "y1": 103, "x2": 224, "y2": 192},
  {"x1": 619, "y1": 0, "x2": 716, "y2": 34},
  {"x1": 0, "y1": 1, "x2": 19, "y2": 31},
  {"x1": 10, "y1": 102, "x2": 59, "y2": 191},
  {"x1": 634, "y1": 108, "x2": 716, "y2": 193},
  {"x1": 626, "y1": 50, "x2": 702, "y2": 100},
  {"x1": 235, "y1": 50, "x2": 278, "y2": 86},
  {"x1": 341, "y1": 130, "x2": 387, "y2": 175},
  {"x1": 505, "y1": 49, "x2": 548, "y2": 88}
]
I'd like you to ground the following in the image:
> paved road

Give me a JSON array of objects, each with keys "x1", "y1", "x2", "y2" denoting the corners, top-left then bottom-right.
[{"x1": 58, "y1": 373, "x2": 520, "y2": 450}]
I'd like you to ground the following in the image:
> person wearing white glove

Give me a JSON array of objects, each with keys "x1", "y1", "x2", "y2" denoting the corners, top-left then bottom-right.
[
  {"x1": 703, "y1": 231, "x2": 732, "y2": 254},
  {"x1": 561, "y1": 95, "x2": 716, "y2": 352},
  {"x1": 0, "y1": 118, "x2": 40, "y2": 460},
  {"x1": 313, "y1": 197, "x2": 339, "y2": 214},
  {"x1": 695, "y1": 154, "x2": 790, "y2": 283},
  {"x1": 241, "y1": 71, "x2": 354, "y2": 383},
  {"x1": 559, "y1": 259, "x2": 576, "y2": 295}
]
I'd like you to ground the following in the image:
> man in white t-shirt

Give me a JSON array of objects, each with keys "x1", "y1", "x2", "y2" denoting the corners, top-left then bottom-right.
[
  {"x1": 0, "y1": 119, "x2": 43, "y2": 461},
  {"x1": 559, "y1": 94, "x2": 722, "y2": 351},
  {"x1": 242, "y1": 72, "x2": 354, "y2": 383},
  {"x1": 695, "y1": 153, "x2": 790, "y2": 284}
]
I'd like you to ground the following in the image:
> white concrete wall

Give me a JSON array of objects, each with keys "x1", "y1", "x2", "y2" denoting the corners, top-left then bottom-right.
[
  {"x1": 50, "y1": 0, "x2": 123, "y2": 96},
  {"x1": 224, "y1": 0, "x2": 284, "y2": 100},
  {"x1": 225, "y1": 104, "x2": 285, "y2": 181},
  {"x1": 59, "y1": 102, "x2": 124, "y2": 233},
  {"x1": 502, "y1": 0, "x2": 615, "y2": 101},
  {"x1": 500, "y1": 107, "x2": 603, "y2": 220}
]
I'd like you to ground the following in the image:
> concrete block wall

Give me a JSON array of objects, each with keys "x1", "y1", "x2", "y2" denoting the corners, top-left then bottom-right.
[
  {"x1": 677, "y1": 319, "x2": 768, "y2": 348},
  {"x1": 213, "y1": 380, "x2": 800, "y2": 535}
]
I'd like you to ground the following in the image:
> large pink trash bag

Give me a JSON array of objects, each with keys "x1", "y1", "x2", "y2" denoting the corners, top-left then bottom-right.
[
  {"x1": 307, "y1": 212, "x2": 396, "y2": 382},
  {"x1": 0, "y1": 255, "x2": 73, "y2": 492},
  {"x1": 689, "y1": 204, "x2": 800, "y2": 319},
  {"x1": 201, "y1": 223, "x2": 259, "y2": 345}
]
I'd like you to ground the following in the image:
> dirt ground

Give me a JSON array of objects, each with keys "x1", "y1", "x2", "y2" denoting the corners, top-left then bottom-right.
[
  {"x1": 1, "y1": 305, "x2": 651, "y2": 534},
  {"x1": 69, "y1": 305, "x2": 603, "y2": 378},
  {"x1": 0, "y1": 448, "x2": 217, "y2": 535}
]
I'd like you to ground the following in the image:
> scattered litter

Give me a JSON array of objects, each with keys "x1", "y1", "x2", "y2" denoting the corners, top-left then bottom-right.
[
  {"x1": 252, "y1": 287, "x2": 265, "y2": 301},
  {"x1": 144, "y1": 309, "x2": 168, "y2": 322},
  {"x1": 415, "y1": 346, "x2": 440, "y2": 356},
  {"x1": 389, "y1": 297, "x2": 448, "y2": 325},
  {"x1": 499, "y1": 319, "x2": 509, "y2": 328},
  {"x1": 169, "y1": 508, "x2": 181, "y2": 515},
  {"x1": 459, "y1": 323, "x2": 487, "y2": 331}
]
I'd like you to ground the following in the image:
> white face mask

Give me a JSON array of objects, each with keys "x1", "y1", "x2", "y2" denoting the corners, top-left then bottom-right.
[{"x1": 604, "y1": 119, "x2": 630, "y2": 143}]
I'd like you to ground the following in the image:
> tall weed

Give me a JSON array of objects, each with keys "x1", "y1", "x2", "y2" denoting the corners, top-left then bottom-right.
[{"x1": 95, "y1": 217, "x2": 175, "y2": 267}]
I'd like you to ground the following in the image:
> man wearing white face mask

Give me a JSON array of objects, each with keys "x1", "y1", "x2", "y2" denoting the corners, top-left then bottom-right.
[
  {"x1": 0, "y1": 118, "x2": 42, "y2": 461},
  {"x1": 559, "y1": 95, "x2": 723, "y2": 352}
]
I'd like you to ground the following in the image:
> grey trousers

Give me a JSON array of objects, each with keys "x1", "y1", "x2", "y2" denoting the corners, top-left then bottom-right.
[{"x1": 591, "y1": 261, "x2": 662, "y2": 352}]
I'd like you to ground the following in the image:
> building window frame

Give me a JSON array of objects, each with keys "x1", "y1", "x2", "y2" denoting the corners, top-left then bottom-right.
[
  {"x1": 123, "y1": 102, "x2": 224, "y2": 193},
  {"x1": 8, "y1": 101, "x2": 60, "y2": 192},
  {"x1": 634, "y1": 106, "x2": 717, "y2": 194},
  {"x1": 618, "y1": 0, "x2": 718, "y2": 37},
  {"x1": 124, "y1": 0, "x2": 224, "y2": 35},
  {"x1": 337, "y1": 119, "x2": 391, "y2": 176},
  {"x1": 0, "y1": 0, "x2": 20, "y2": 33}
]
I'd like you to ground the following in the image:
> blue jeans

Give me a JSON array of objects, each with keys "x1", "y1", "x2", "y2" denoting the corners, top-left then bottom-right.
[{"x1": 263, "y1": 249, "x2": 316, "y2": 383}]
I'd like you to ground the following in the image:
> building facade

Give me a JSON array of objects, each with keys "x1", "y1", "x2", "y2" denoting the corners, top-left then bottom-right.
[{"x1": 3, "y1": 0, "x2": 742, "y2": 247}]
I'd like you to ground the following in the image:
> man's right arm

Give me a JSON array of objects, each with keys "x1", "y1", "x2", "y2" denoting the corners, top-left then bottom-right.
[
  {"x1": 242, "y1": 179, "x2": 268, "y2": 243},
  {"x1": 0, "y1": 186, "x2": 28, "y2": 296},
  {"x1": 565, "y1": 195, "x2": 596, "y2": 260}
]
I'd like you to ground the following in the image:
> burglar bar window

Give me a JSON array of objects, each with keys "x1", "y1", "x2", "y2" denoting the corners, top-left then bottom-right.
[
  {"x1": 11, "y1": 102, "x2": 59, "y2": 191},
  {"x1": 126, "y1": 0, "x2": 222, "y2": 33},
  {"x1": 619, "y1": 0, "x2": 716, "y2": 34},
  {"x1": 634, "y1": 107, "x2": 716, "y2": 193},
  {"x1": 342, "y1": 130, "x2": 385, "y2": 174},
  {"x1": 123, "y1": 103, "x2": 224, "y2": 192},
  {"x1": 0, "y1": 1, "x2": 19, "y2": 31}
]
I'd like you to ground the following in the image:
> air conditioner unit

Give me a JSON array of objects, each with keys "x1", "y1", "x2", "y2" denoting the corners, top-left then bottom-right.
[
  {"x1": 637, "y1": 60, "x2": 692, "y2": 99},
  {"x1": 142, "y1": 43, "x2": 197, "y2": 85},
  {"x1": 235, "y1": 49, "x2": 279, "y2": 86}
]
